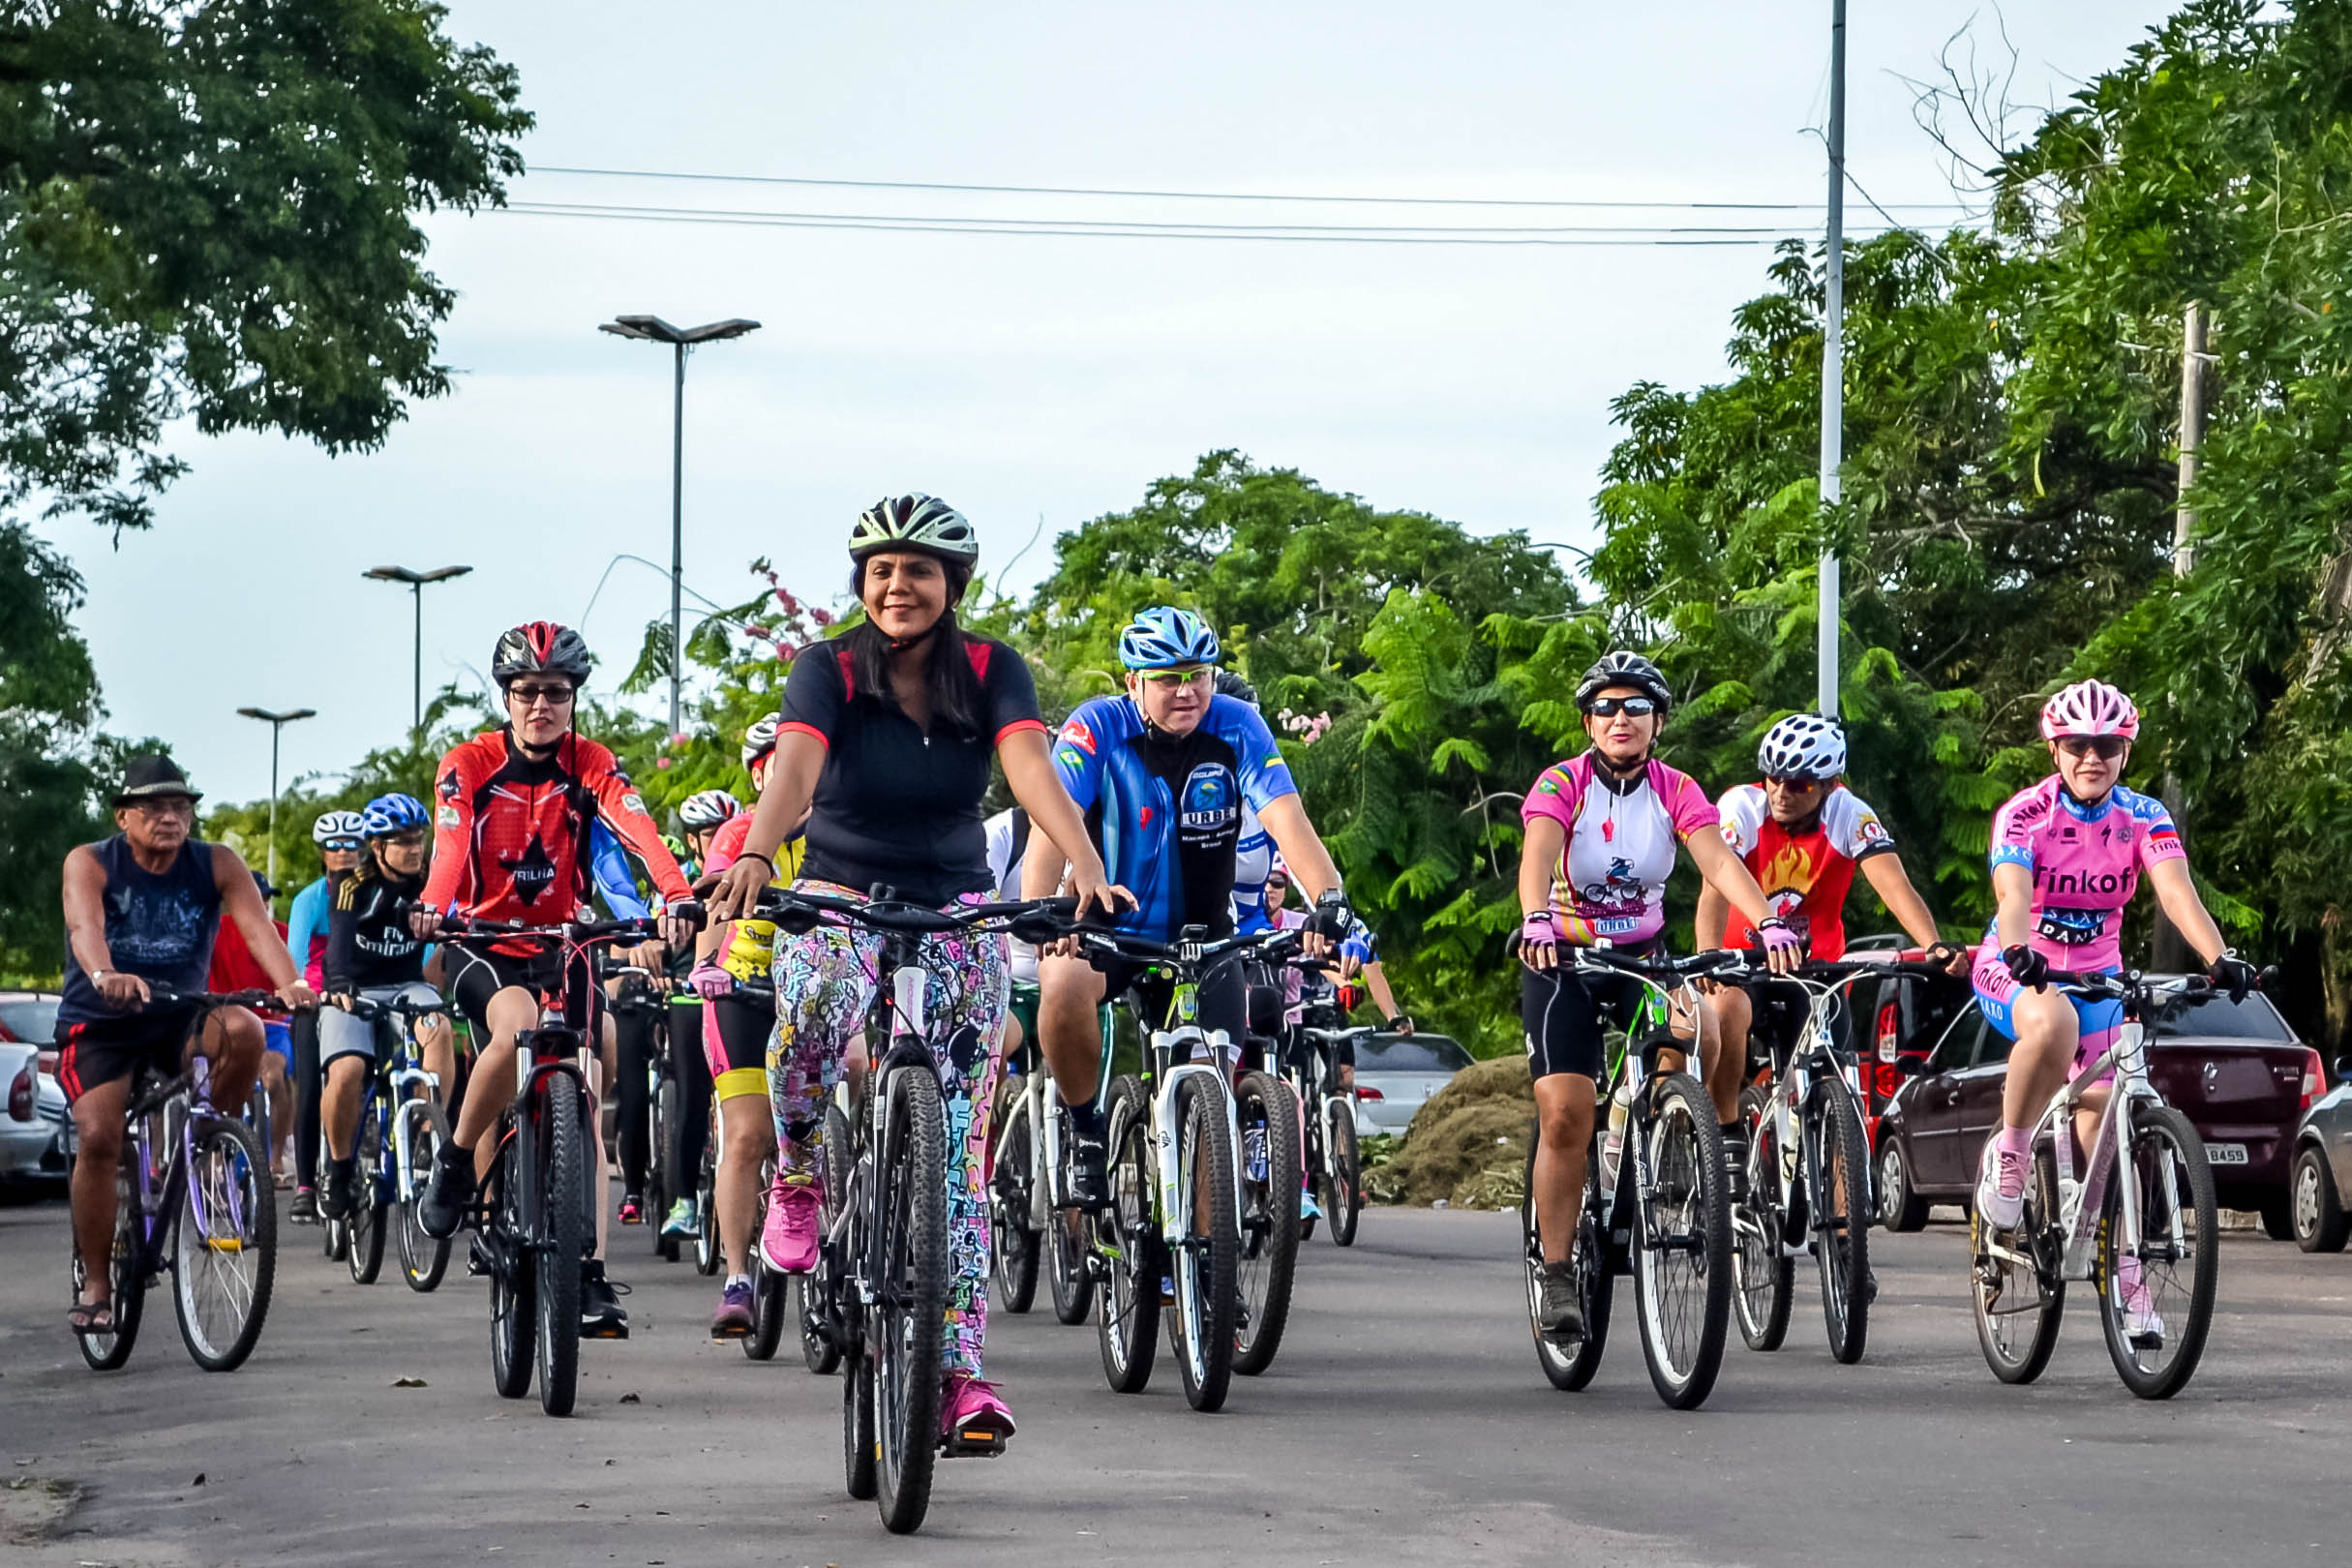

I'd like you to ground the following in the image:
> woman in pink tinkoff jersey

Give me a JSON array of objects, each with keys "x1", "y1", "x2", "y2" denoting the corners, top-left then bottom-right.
[{"x1": 1972, "y1": 680, "x2": 2256, "y2": 1338}]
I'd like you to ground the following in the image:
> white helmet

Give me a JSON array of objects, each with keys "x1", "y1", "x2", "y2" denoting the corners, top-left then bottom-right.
[
  {"x1": 677, "y1": 789, "x2": 741, "y2": 830},
  {"x1": 313, "y1": 810, "x2": 367, "y2": 847},
  {"x1": 1757, "y1": 713, "x2": 1848, "y2": 780},
  {"x1": 849, "y1": 493, "x2": 979, "y2": 564},
  {"x1": 740, "y1": 712, "x2": 780, "y2": 770}
]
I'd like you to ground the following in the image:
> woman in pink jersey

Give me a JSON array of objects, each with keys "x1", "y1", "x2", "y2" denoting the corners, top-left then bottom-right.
[
  {"x1": 1971, "y1": 681, "x2": 2256, "y2": 1319},
  {"x1": 1515, "y1": 652, "x2": 1798, "y2": 1342}
]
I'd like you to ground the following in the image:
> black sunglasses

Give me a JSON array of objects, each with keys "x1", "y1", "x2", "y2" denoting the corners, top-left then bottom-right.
[
  {"x1": 2057, "y1": 736, "x2": 2130, "y2": 762},
  {"x1": 1764, "y1": 773, "x2": 1827, "y2": 790},
  {"x1": 1583, "y1": 696, "x2": 1659, "y2": 718}
]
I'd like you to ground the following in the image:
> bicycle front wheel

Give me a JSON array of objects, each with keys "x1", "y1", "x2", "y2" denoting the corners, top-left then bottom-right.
[
  {"x1": 395, "y1": 1098, "x2": 453, "y2": 1292},
  {"x1": 1046, "y1": 1099, "x2": 1096, "y2": 1326},
  {"x1": 1324, "y1": 1097, "x2": 1362, "y2": 1247},
  {"x1": 347, "y1": 1102, "x2": 390, "y2": 1285},
  {"x1": 1233, "y1": 1070, "x2": 1301, "y2": 1376},
  {"x1": 1732, "y1": 1083, "x2": 1793, "y2": 1353},
  {"x1": 1170, "y1": 1073, "x2": 1241, "y2": 1413},
  {"x1": 534, "y1": 1072, "x2": 588, "y2": 1417},
  {"x1": 1630, "y1": 1072, "x2": 1731, "y2": 1410},
  {"x1": 1097, "y1": 1076, "x2": 1160, "y2": 1393},
  {"x1": 1971, "y1": 1145, "x2": 2065, "y2": 1384},
  {"x1": 173, "y1": 1114, "x2": 277, "y2": 1372},
  {"x1": 652, "y1": 1066, "x2": 681, "y2": 1261},
  {"x1": 488, "y1": 1142, "x2": 536, "y2": 1400},
  {"x1": 871, "y1": 1066, "x2": 948, "y2": 1535},
  {"x1": 2099, "y1": 1104, "x2": 2218, "y2": 1400},
  {"x1": 1522, "y1": 1119, "x2": 1611, "y2": 1391},
  {"x1": 1807, "y1": 1080, "x2": 1873, "y2": 1364},
  {"x1": 990, "y1": 1092, "x2": 1041, "y2": 1314}
]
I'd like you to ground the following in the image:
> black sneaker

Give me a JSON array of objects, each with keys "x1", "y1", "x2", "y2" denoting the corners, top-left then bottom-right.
[
  {"x1": 581, "y1": 1261, "x2": 630, "y2": 1340},
  {"x1": 322, "y1": 1158, "x2": 358, "y2": 1221},
  {"x1": 1066, "y1": 1133, "x2": 1111, "y2": 1211},
  {"x1": 418, "y1": 1147, "x2": 476, "y2": 1240},
  {"x1": 1536, "y1": 1260, "x2": 1584, "y2": 1341},
  {"x1": 289, "y1": 1188, "x2": 319, "y2": 1225}
]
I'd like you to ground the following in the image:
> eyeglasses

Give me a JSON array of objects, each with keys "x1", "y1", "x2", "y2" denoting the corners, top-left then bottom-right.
[
  {"x1": 1764, "y1": 773, "x2": 1827, "y2": 791},
  {"x1": 507, "y1": 682, "x2": 576, "y2": 709},
  {"x1": 2057, "y1": 736, "x2": 2130, "y2": 762},
  {"x1": 1583, "y1": 696, "x2": 1658, "y2": 718},
  {"x1": 1138, "y1": 669, "x2": 1211, "y2": 690},
  {"x1": 127, "y1": 797, "x2": 196, "y2": 819}
]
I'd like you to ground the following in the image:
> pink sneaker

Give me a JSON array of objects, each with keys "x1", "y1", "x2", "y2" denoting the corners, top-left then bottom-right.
[
  {"x1": 760, "y1": 1175, "x2": 821, "y2": 1274},
  {"x1": 941, "y1": 1372, "x2": 1014, "y2": 1452}
]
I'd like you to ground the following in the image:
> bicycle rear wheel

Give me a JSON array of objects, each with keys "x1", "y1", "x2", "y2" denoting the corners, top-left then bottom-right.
[
  {"x1": 1233, "y1": 1070, "x2": 1301, "y2": 1375},
  {"x1": 487, "y1": 1142, "x2": 536, "y2": 1400},
  {"x1": 1630, "y1": 1072, "x2": 1731, "y2": 1410},
  {"x1": 1808, "y1": 1080, "x2": 1872, "y2": 1364},
  {"x1": 347, "y1": 1101, "x2": 389, "y2": 1285},
  {"x1": 77, "y1": 1158, "x2": 148, "y2": 1372},
  {"x1": 652, "y1": 1065, "x2": 680, "y2": 1261},
  {"x1": 396, "y1": 1098, "x2": 453, "y2": 1292},
  {"x1": 1522, "y1": 1120, "x2": 1611, "y2": 1391},
  {"x1": 535, "y1": 1072, "x2": 588, "y2": 1417},
  {"x1": 1732, "y1": 1082, "x2": 1794, "y2": 1353},
  {"x1": 1170, "y1": 1072, "x2": 1241, "y2": 1412},
  {"x1": 870, "y1": 1066, "x2": 947, "y2": 1535},
  {"x1": 1046, "y1": 1099, "x2": 1095, "y2": 1325},
  {"x1": 2099, "y1": 1104, "x2": 2218, "y2": 1400},
  {"x1": 1097, "y1": 1076, "x2": 1159, "y2": 1393},
  {"x1": 1971, "y1": 1145, "x2": 2065, "y2": 1384},
  {"x1": 990, "y1": 1092, "x2": 1040, "y2": 1313},
  {"x1": 173, "y1": 1114, "x2": 276, "y2": 1372},
  {"x1": 1324, "y1": 1097, "x2": 1362, "y2": 1247}
]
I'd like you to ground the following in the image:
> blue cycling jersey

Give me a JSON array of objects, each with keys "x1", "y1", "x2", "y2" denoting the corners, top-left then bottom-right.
[
  {"x1": 1052, "y1": 693, "x2": 1297, "y2": 941},
  {"x1": 587, "y1": 818, "x2": 649, "y2": 920}
]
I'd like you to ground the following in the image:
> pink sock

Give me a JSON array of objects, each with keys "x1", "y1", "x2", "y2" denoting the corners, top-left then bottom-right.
[{"x1": 1993, "y1": 1126, "x2": 2034, "y2": 1196}]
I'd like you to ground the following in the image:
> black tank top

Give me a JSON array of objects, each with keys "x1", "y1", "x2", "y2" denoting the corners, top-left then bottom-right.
[{"x1": 58, "y1": 835, "x2": 224, "y2": 1026}]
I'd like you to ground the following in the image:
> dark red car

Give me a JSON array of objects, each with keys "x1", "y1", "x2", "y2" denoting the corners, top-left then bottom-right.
[{"x1": 1869, "y1": 970, "x2": 2322, "y2": 1236}]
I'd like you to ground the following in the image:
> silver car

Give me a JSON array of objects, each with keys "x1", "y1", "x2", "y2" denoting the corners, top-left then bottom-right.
[
  {"x1": 1352, "y1": 1032, "x2": 1473, "y2": 1137},
  {"x1": 0, "y1": 992, "x2": 71, "y2": 1185}
]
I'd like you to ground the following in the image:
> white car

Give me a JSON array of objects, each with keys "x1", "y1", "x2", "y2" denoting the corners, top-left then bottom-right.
[
  {"x1": 1352, "y1": 1032, "x2": 1473, "y2": 1137},
  {"x1": 0, "y1": 992, "x2": 71, "y2": 1185}
]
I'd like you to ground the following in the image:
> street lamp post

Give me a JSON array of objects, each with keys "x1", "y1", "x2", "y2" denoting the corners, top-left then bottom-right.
[
  {"x1": 600, "y1": 314, "x2": 762, "y2": 739},
  {"x1": 236, "y1": 706, "x2": 317, "y2": 887},
  {"x1": 363, "y1": 564, "x2": 473, "y2": 737},
  {"x1": 1817, "y1": 0, "x2": 1849, "y2": 719}
]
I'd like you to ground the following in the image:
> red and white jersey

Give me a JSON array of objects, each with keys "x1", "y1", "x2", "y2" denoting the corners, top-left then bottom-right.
[{"x1": 1715, "y1": 783, "x2": 1895, "y2": 961}]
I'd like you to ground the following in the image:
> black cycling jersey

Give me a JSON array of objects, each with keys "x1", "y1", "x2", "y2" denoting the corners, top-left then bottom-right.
[{"x1": 325, "y1": 869, "x2": 428, "y2": 992}]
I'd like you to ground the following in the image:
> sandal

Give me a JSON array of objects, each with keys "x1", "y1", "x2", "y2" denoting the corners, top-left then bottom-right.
[{"x1": 67, "y1": 1300, "x2": 115, "y2": 1336}]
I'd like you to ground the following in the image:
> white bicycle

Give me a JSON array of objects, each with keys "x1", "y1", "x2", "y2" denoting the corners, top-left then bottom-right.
[{"x1": 987, "y1": 992, "x2": 1109, "y2": 1325}]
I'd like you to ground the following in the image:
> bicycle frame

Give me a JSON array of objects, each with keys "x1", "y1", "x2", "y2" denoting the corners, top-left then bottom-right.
[
  {"x1": 1137, "y1": 965, "x2": 1248, "y2": 1242},
  {"x1": 1577, "y1": 956, "x2": 1705, "y2": 1245},
  {"x1": 1745, "y1": 970, "x2": 1874, "y2": 1251}
]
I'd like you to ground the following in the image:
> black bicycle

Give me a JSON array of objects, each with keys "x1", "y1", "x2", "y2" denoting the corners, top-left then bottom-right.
[
  {"x1": 1276, "y1": 964, "x2": 1367, "y2": 1248},
  {"x1": 435, "y1": 912, "x2": 693, "y2": 1417},
  {"x1": 768, "y1": 887, "x2": 1073, "y2": 1535},
  {"x1": 321, "y1": 992, "x2": 457, "y2": 1289},
  {"x1": 72, "y1": 986, "x2": 280, "y2": 1373}
]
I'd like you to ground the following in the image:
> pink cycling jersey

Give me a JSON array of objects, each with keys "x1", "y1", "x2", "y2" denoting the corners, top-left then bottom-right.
[
  {"x1": 1522, "y1": 752, "x2": 1718, "y2": 947},
  {"x1": 1985, "y1": 776, "x2": 2185, "y2": 972}
]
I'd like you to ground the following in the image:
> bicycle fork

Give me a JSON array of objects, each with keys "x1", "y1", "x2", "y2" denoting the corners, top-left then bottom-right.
[{"x1": 1150, "y1": 1033, "x2": 1245, "y2": 1244}]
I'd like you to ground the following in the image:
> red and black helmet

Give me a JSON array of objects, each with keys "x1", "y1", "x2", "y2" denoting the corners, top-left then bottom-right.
[{"x1": 492, "y1": 621, "x2": 592, "y2": 688}]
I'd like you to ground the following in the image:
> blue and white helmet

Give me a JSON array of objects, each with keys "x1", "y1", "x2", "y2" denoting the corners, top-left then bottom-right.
[
  {"x1": 313, "y1": 810, "x2": 367, "y2": 847},
  {"x1": 360, "y1": 794, "x2": 429, "y2": 838},
  {"x1": 1118, "y1": 606, "x2": 1221, "y2": 671}
]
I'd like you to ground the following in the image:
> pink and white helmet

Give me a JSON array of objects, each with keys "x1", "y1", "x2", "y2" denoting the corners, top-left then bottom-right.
[{"x1": 2039, "y1": 679, "x2": 2140, "y2": 741}]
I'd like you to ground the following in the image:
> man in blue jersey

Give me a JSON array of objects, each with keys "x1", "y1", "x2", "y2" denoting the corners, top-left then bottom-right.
[{"x1": 1022, "y1": 607, "x2": 1353, "y2": 1207}]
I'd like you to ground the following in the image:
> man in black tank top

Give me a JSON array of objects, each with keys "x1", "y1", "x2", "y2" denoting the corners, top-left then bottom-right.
[{"x1": 56, "y1": 754, "x2": 316, "y2": 1336}]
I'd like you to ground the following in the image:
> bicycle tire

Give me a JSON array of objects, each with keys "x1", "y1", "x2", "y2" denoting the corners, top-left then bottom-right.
[
  {"x1": 872, "y1": 1066, "x2": 947, "y2": 1535},
  {"x1": 1970, "y1": 1145, "x2": 2065, "y2": 1384},
  {"x1": 535, "y1": 1072, "x2": 588, "y2": 1417},
  {"x1": 1170, "y1": 1072, "x2": 1241, "y2": 1413},
  {"x1": 488, "y1": 1142, "x2": 536, "y2": 1400},
  {"x1": 990, "y1": 1092, "x2": 1041, "y2": 1313},
  {"x1": 1324, "y1": 1098, "x2": 1362, "y2": 1247},
  {"x1": 1809, "y1": 1080, "x2": 1873, "y2": 1365},
  {"x1": 347, "y1": 1101, "x2": 389, "y2": 1285},
  {"x1": 692, "y1": 1126, "x2": 722, "y2": 1275},
  {"x1": 652, "y1": 1066, "x2": 680, "y2": 1260},
  {"x1": 1046, "y1": 1099, "x2": 1095, "y2": 1325},
  {"x1": 78, "y1": 1158, "x2": 148, "y2": 1372},
  {"x1": 396, "y1": 1099, "x2": 453, "y2": 1292},
  {"x1": 2098, "y1": 1103, "x2": 2218, "y2": 1400},
  {"x1": 1097, "y1": 1075, "x2": 1159, "y2": 1393},
  {"x1": 746, "y1": 1263, "x2": 789, "y2": 1361},
  {"x1": 1732, "y1": 1082, "x2": 1794, "y2": 1353},
  {"x1": 799, "y1": 1104, "x2": 853, "y2": 1375},
  {"x1": 1234, "y1": 1071, "x2": 1301, "y2": 1375},
  {"x1": 844, "y1": 1344, "x2": 878, "y2": 1500},
  {"x1": 173, "y1": 1114, "x2": 276, "y2": 1372},
  {"x1": 1630, "y1": 1071, "x2": 1732, "y2": 1410},
  {"x1": 1521, "y1": 1119, "x2": 1612, "y2": 1391}
]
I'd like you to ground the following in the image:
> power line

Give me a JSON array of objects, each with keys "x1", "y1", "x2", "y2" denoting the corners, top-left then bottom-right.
[{"x1": 529, "y1": 162, "x2": 1973, "y2": 215}]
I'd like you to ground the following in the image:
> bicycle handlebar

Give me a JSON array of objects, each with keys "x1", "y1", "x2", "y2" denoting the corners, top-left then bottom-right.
[
  {"x1": 1565, "y1": 946, "x2": 1743, "y2": 981},
  {"x1": 433, "y1": 908, "x2": 702, "y2": 945},
  {"x1": 140, "y1": 984, "x2": 280, "y2": 1013},
  {"x1": 331, "y1": 992, "x2": 456, "y2": 1022},
  {"x1": 1074, "y1": 922, "x2": 1303, "y2": 975},
  {"x1": 754, "y1": 888, "x2": 1079, "y2": 945}
]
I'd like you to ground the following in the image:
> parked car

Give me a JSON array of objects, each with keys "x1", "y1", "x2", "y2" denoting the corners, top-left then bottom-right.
[
  {"x1": 1872, "y1": 973, "x2": 2321, "y2": 1234},
  {"x1": 0, "y1": 991, "x2": 71, "y2": 1185},
  {"x1": 2285, "y1": 1053, "x2": 2352, "y2": 1251},
  {"x1": 1352, "y1": 1032, "x2": 1473, "y2": 1137}
]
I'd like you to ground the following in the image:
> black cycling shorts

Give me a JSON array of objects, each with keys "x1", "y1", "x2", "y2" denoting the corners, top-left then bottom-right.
[
  {"x1": 447, "y1": 948, "x2": 564, "y2": 1040},
  {"x1": 706, "y1": 989, "x2": 769, "y2": 1079},
  {"x1": 1521, "y1": 961, "x2": 1651, "y2": 1082},
  {"x1": 55, "y1": 1011, "x2": 196, "y2": 1104}
]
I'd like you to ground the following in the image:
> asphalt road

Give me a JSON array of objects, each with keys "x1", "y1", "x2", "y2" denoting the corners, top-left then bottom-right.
[{"x1": 4, "y1": 1185, "x2": 2352, "y2": 1568}]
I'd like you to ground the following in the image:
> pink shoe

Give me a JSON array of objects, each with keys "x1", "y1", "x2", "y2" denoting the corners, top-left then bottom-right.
[
  {"x1": 759, "y1": 1176, "x2": 821, "y2": 1274},
  {"x1": 941, "y1": 1372, "x2": 1014, "y2": 1452}
]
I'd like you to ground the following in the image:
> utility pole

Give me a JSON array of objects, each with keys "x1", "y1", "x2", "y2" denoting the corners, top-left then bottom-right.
[
  {"x1": 2155, "y1": 303, "x2": 2208, "y2": 972},
  {"x1": 1817, "y1": 0, "x2": 1848, "y2": 719}
]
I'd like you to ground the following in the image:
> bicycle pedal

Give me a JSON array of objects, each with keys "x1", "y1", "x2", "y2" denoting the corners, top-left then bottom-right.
[{"x1": 583, "y1": 1318, "x2": 630, "y2": 1341}]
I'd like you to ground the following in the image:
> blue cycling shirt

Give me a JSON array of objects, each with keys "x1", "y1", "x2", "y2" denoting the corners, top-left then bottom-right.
[{"x1": 1052, "y1": 693, "x2": 1297, "y2": 941}]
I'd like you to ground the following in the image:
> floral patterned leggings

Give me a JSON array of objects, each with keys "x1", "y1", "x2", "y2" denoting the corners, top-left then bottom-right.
[{"x1": 769, "y1": 882, "x2": 1008, "y2": 1378}]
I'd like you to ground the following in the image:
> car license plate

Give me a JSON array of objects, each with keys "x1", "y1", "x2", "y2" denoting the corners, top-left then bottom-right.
[{"x1": 2206, "y1": 1142, "x2": 2249, "y2": 1165}]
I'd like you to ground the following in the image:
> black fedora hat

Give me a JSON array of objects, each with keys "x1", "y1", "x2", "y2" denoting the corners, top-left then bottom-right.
[{"x1": 113, "y1": 753, "x2": 203, "y2": 807}]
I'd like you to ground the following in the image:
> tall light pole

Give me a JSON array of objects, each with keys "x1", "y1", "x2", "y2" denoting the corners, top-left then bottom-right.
[
  {"x1": 363, "y1": 564, "x2": 473, "y2": 737},
  {"x1": 1817, "y1": 0, "x2": 1849, "y2": 718},
  {"x1": 236, "y1": 706, "x2": 317, "y2": 887},
  {"x1": 600, "y1": 314, "x2": 762, "y2": 739}
]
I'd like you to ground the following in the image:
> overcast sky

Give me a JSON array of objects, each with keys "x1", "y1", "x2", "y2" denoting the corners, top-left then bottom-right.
[{"x1": 42, "y1": 1, "x2": 2179, "y2": 803}]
